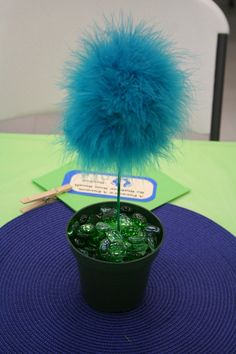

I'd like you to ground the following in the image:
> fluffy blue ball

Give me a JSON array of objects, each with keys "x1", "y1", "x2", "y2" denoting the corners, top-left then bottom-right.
[{"x1": 62, "y1": 17, "x2": 191, "y2": 173}]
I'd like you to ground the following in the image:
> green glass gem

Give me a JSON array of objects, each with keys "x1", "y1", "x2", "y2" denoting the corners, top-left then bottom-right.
[
  {"x1": 99, "y1": 238, "x2": 110, "y2": 253},
  {"x1": 120, "y1": 214, "x2": 132, "y2": 229},
  {"x1": 100, "y1": 207, "x2": 117, "y2": 221},
  {"x1": 137, "y1": 250, "x2": 147, "y2": 257},
  {"x1": 84, "y1": 245, "x2": 97, "y2": 257},
  {"x1": 96, "y1": 222, "x2": 111, "y2": 233},
  {"x1": 67, "y1": 227, "x2": 74, "y2": 237},
  {"x1": 136, "y1": 250, "x2": 147, "y2": 258},
  {"x1": 107, "y1": 241, "x2": 126, "y2": 262},
  {"x1": 123, "y1": 240, "x2": 132, "y2": 250},
  {"x1": 105, "y1": 230, "x2": 122, "y2": 242},
  {"x1": 88, "y1": 214, "x2": 102, "y2": 224},
  {"x1": 121, "y1": 225, "x2": 139, "y2": 238},
  {"x1": 131, "y1": 213, "x2": 147, "y2": 228},
  {"x1": 145, "y1": 224, "x2": 161, "y2": 234},
  {"x1": 130, "y1": 242, "x2": 148, "y2": 253},
  {"x1": 147, "y1": 235, "x2": 157, "y2": 251},
  {"x1": 125, "y1": 228, "x2": 149, "y2": 258},
  {"x1": 79, "y1": 223, "x2": 96, "y2": 235},
  {"x1": 88, "y1": 236, "x2": 100, "y2": 247},
  {"x1": 79, "y1": 214, "x2": 88, "y2": 225},
  {"x1": 68, "y1": 220, "x2": 80, "y2": 237},
  {"x1": 120, "y1": 205, "x2": 133, "y2": 214},
  {"x1": 73, "y1": 237, "x2": 86, "y2": 248},
  {"x1": 128, "y1": 230, "x2": 146, "y2": 244},
  {"x1": 105, "y1": 220, "x2": 117, "y2": 230}
]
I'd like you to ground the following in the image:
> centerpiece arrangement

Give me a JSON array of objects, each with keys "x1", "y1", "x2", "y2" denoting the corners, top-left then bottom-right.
[{"x1": 62, "y1": 16, "x2": 191, "y2": 312}]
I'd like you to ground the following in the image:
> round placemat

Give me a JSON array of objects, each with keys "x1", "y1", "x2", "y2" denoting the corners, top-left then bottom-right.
[{"x1": 0, "y1": 202, "x2": 235, "y2": 353}]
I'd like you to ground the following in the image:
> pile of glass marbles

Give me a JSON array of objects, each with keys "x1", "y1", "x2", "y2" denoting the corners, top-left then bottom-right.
[{"x1": 68, "y1": 205, "x2": 161, "y2": 262}]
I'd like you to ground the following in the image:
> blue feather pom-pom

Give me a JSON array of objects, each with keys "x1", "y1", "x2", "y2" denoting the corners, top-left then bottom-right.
[{"x1": 62, "y1": 17, "x2": 191, "y2": 173}]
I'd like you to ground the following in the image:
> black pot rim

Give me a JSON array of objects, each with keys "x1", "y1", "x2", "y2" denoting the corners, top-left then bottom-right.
[{"x1": 66, "y1": 201, "x2": 164, "y2": 265}]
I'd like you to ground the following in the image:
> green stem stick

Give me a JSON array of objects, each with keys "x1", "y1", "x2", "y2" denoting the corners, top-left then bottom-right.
[{"x1": 117, "y1": 171, "x2": 121, "y2": 231}]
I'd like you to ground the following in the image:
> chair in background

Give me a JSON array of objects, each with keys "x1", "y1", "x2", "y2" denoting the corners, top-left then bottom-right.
[{"x1": 0, "y1": 0, "x2": 229, "y2": 140}]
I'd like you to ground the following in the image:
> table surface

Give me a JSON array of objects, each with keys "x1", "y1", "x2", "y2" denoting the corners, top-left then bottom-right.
[{"x1": 1, "y1": 133, "x2": 236, "y2": 235}]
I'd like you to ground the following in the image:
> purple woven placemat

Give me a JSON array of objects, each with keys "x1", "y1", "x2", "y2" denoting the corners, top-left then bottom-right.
[{"x1": 0, "y1": 202, "x2": 236, "y2": 353}]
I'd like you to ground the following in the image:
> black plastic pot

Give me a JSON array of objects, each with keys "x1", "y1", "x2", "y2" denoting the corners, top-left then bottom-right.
[{"x1": 66, "y1": 201, "x2": 164, "y2": 313}]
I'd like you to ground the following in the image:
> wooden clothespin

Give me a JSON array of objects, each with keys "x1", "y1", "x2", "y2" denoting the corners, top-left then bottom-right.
[{"x1": 20, "y1": 184, "x2": 72, "y2": 213}]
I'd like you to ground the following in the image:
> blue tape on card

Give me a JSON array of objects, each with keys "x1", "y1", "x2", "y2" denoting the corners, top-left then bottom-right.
[{"x1": 62, "y1": 170, "x2": 157, "y2": 202}]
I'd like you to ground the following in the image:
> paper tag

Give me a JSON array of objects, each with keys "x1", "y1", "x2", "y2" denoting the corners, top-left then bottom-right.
[{"x1": 62, "y1": 171, "x2": 157, "y2": 202}]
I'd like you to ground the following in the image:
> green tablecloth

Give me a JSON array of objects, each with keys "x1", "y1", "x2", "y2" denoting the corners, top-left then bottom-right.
[{"x1": 1, "y1": 133, "x2": 236, "y2": 235}]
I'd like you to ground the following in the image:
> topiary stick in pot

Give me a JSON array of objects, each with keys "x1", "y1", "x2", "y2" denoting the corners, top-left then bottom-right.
[{"x1": 62, "y1": 15, "x2": 192, "y2": 260}]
